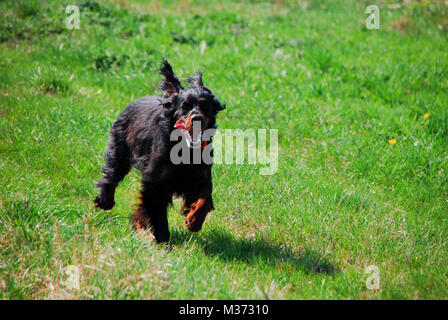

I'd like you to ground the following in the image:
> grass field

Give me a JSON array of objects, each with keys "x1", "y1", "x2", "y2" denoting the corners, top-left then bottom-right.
[{"x1": 1, "y1": 0, "x2": 447, "y2": 299}]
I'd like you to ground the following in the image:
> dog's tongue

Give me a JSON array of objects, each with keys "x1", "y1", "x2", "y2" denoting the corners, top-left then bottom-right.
[
  {"x1": 174, "y1": 119, "x2": 187, "y2": 130},
  {"x1": 174, "y1": 118, "x2": 201, "y2": 140}
]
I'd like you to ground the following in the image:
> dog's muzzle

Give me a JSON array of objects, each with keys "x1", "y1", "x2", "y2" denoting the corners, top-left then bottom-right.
[{"x1": 174, "y1": 118, "x2": 206, "y2": 149}]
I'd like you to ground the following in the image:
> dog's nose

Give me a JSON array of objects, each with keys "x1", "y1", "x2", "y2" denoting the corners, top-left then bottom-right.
[{"x1": 191, "y1": 114, "x2": 204, "y2": 122}]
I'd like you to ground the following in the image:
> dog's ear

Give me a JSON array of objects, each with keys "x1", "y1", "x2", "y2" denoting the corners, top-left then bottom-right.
[
  {"x1": 187, "y1": 72, "x2": 203, "y2": 89},
  {"x1": 159, "y1": 60, "x2": 183, "y2": 98},
  {"x1": 213, "y1": 98, "x2": 226, "y2": 112}
]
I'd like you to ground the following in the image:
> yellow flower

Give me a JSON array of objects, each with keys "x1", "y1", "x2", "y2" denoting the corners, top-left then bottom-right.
[
  {"x1": 424, "y1": 113, "x2": 430, "y2": 119},
  {"x1": 389, "y1": 139, "x2": 397, "y2": 145}
]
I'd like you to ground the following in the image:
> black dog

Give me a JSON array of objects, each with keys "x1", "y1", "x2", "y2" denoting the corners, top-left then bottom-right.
[{"x1": 94, "y1": 60, "x2": 225, "y2": 244}]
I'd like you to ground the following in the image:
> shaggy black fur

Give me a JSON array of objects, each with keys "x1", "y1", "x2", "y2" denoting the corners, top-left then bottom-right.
[{"x1": 94, "y1": 60, "x2": 225, "y2": 244}]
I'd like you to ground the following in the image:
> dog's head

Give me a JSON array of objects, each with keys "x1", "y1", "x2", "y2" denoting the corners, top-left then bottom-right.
[{"x1": 159, "y1": 60, "x2": 225, "y2": 147}]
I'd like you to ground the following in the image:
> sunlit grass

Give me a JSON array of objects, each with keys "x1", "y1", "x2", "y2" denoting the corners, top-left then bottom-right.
[{"x1": 0, "y1": 0, "x2": 447, "y2": 299}]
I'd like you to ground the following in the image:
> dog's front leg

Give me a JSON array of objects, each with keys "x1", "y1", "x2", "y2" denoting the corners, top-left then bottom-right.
[
  {"x1": 94, "y1": 130, "x2": 131, "y2": 210},
  {"x1": 182, "y1": 190, "x2": 214, "y2": 232},
  {"x1": 132, "y1": 182, "x2": 171, "y2": 244}
]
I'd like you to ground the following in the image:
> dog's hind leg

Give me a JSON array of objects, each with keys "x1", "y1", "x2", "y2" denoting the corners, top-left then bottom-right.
[
  {"x1": 94, "y1": 133, "x2": 131, "y2": 210},
  {"x1": 132, "y1": 181, "x2": 171, "y2": 244}
]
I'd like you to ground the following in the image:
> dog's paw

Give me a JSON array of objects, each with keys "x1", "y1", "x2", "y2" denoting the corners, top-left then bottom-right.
[{"x1": 94, "y1": 195, "x2": 115, "y2": 210}]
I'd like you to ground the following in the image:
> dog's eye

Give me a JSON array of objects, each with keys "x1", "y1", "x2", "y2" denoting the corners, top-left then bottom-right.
[
  {"x1": 199, "y1": 97, "x2": 209, "y2": 110},
  {"x1": 183, "y1": 99, "x2": 192, "y2": 110}
]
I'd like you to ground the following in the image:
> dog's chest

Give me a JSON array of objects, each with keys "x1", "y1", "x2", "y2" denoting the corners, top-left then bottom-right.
[{"x1": 159, "y1": 163, "x2": 211, "y2": 189}]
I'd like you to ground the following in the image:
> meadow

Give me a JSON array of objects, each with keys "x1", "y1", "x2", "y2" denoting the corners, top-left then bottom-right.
[{"x1": 0, "y1": 0, "x2": 447, "y2": 299}]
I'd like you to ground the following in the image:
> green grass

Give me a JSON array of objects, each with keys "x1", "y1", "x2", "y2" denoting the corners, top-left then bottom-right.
[{"x1": 1, "y1": 0, "x2": 447, "y2": 299}]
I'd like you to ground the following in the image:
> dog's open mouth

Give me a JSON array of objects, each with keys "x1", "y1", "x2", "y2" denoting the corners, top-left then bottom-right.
[{"x1": 174, "y1": 118, "x2": 203, "y2": 149}]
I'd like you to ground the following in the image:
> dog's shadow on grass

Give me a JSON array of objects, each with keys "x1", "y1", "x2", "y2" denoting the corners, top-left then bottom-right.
[{"x1": 170, "y1": 228, "x2": 336, "y2": 274}]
